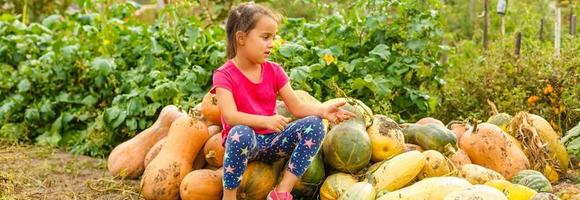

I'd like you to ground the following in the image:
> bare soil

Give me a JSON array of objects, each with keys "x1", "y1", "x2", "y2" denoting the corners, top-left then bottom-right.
[
  {"x1": 0, "y1": 143, "x2": 142, "y2": 200},
  {"x1": 2, "y1": 142, "x2": 580, "y2": 200}
]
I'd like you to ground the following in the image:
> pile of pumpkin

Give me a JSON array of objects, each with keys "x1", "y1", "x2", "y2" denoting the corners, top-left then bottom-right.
[{"x1": 106, "y1": 90, "x2": 575, "y2": 200}]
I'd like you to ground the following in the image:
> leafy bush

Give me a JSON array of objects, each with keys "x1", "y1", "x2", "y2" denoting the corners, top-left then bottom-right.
[
  {"x1": 0, "y1": 0, "x2": 447, "y2": 156},
  {"x1": 0, "y1": 3, "x2": 223, "y2": 156},
  {"x1": 435, "y1": 38, "x2": 579, "y2": 131},
  {"x1": 272, "y1": 0, "x2": 448, "y2": 121},
  {"x1": 434, "y1": 0, "x2": 579, "y2": 132}
]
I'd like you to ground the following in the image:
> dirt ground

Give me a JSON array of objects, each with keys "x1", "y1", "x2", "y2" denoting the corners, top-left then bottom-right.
[
  {"x1": 0, "y1": 143, "x2": 142, "y2": 200},
  {"x1": 2, "y1": 142, "x2": 580, "y2": 200}
]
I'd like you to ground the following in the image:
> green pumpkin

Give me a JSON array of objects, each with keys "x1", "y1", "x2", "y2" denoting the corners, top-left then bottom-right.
[
  {"x1": 412, "y1": 124, "x2": 458, "y2": 155},
  {"x1": 275, "y1": 100, "x2": 294, "y2": 119},
  {"x1": 276, "y1": 90, "x2": 323, "y2": 121},
  {"x1": 487, "y1": 113, "x2": 512, "y2": 133},
  {"x1": 511, "y1": 170, "x2": 552, "y2": 193},
  {"x1": 323, "y1": 98, "x2": 373, "y2": 128},
  {"x1": 238, "y1": 160, "x2": 285, "y2": 200},
  {"x1": 401, "y1": 123, "x2": 421, "y2": 144},
  {"x1": 511, "y1": 170, "x2": 543, "y2": 183},
  {"x1": 292, "y1": 152, "x2": 326, "y2": 197},
  {"x1": 323, "y1": 120, "x2": 371, "y2": 173}
]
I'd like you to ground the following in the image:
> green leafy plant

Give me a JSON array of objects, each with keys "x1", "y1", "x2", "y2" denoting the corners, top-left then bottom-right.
[{"x1": 0, "y1": 0, "x2": 448, "y2": 156}]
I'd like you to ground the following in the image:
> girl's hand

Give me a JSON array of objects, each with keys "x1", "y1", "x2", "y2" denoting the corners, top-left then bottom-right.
[
  {"x1": 264, "y1": 115, "x2": 291, "y2": 132},
  {"x1": 321, "y1": 100, "x2": 357, "y2": 124}
]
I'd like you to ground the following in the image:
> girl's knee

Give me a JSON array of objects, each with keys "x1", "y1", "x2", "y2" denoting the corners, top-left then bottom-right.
[
  {"x1": 227, "y1": 125, "x2": 254, "y2": 145},
  {"x1": 300, "y1": 116, "x2": 324, "y2": 138},
  {"x1": 297, "y1": 116, "x2": 323, "y2": 128},
  {"x1": 303, "y1": 115, "x2": 323, "y2": 124}
]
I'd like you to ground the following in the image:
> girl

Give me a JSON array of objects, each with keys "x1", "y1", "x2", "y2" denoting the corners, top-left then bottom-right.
[{"x1": 212, "y1": 2, "x2": 355, "y2": 200}]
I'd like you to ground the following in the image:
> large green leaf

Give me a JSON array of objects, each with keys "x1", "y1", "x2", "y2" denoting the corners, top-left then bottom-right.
[
  {"x1": 91, "y1": 57, "x2": 116, "y2": 76},
  {"x1": 369, "y1": 44, "x2": 391, "y2": 60},
  {"x1": 103, "y1": 106, "x2": 127, "y2": 129}
]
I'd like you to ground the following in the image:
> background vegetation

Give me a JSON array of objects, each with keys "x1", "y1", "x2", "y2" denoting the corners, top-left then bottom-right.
[{"x1": 0, "y1": 0, "x2": 578, "y2": 157}]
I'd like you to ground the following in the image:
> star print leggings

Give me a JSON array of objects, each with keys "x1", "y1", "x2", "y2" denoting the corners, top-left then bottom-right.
[{"x1": 222, "y1": 116, "x2": 325, "y2": 190}]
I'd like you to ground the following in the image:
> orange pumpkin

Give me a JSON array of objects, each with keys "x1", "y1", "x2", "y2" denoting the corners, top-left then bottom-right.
[
  {"x1": 201, "y1": 92, "x2": 221, "y2": 125},
  {"x1": 204, "y1": 134, "x2": 225, "y2": 168},
  {"x1": 107, "y1": 105, "x2": 184, "y2": 179},
  {"x1": 140, "y1": 115, "x2": 210, "y2": 200},
  {"x1": 193, "y1": 150, "x2": 207, "y2": 170},
  {"x1": 144, "y1": 137, "x2": 206, "y2": 170},
  {"x1": 416, "y1": 117, "x2": 445, "y2": 127},
  {"x1": 180, "y1": 169, "x2": 223, "y2": 200},
  {"x1": 449, "y1": 122, "x2": 472, "y2": 143},
  {"x1": 208, "y1": 125, "x2": 223, "y2": 137},
  {"x1": 144, "y1": 137, "x2": 166, "y2": 168},
  {"x1": 460, "y1": 123, "x2": 530, "y2": 179},
  {"x1": 204, "y1": 164, "x2": 220, "y2": 170},
  {"x1": 449, "y1": 148, "x2": 472, "y2": 167}
]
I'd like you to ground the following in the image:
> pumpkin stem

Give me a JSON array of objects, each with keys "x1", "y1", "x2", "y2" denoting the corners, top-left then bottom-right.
[
  {"x1": 470, "y1": 119, "x2": 480, "y2": 134},
  {"x1": 211, "y1": 95, "x2": 218, "y2": 105},
  {"x1": 206, "y1": 150, "x2": 216, "y2": 159},
  {"x1": 443, "y1": 155, "x2": 459, "y2": 176},
  {"x1": 444, "y1": 143, "x2": 457, "y2": 156},
  {"x1": 186, "y1": 95, "x2": 203, "y2": 121},
  {"x1": 188, "y1": 108, "x2": 202, "y2": 121}
]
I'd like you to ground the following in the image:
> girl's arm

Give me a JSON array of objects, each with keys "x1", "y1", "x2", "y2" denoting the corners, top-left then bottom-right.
[
  {"x1": 279, "y1": 83, "x2": 356, "y2": 124},
  {"x1": 278, "y1": 83, "x2": 324, "y2": 118},
  {"x1": 215, "y1": 88, "x2": 288, "y2": 131}
]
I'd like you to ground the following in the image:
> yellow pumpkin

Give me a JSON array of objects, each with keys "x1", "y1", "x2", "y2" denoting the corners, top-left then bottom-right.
[
  {"x1": 418, "y1": 150, "x2": 452, "y2": 179},
  {"x1": 443, "y1": 185, "x2": 508, "y2": 200},
  {"x1": 509, "y1": 112, "x2": 569, "y2": 179},
  {"x1": 459, "y1": 164, "x2": 505, "y2": 185},
  {"x1": 367, "y1": 114, "x2": 405, "y2": 162},
  {"x1": 543, "y1": 164, "x2": 559, "y2": 183},
  {"x1": 320, "y1": 173, "x2": 358, "y2": 200},
  {"x1": 504, "y1": 184, "x2": 537, "y2": 200},
  {"x1": 485, "y1": 179, "x2": 513, "y2": 192},
  {"x1": 339, "y1": 181, "x2": 376, "y2": 200},
  {"x1": 371, "y1": 150, "x2": 426, "y2": 191},
  {"x1": 376, "y1": 177, "x2": 472, "y2": 200}
]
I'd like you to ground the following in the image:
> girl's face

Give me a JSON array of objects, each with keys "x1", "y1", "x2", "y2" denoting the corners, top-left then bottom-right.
[{"x1": 237, "y1": 16, "x2": 278, "y2": 64}]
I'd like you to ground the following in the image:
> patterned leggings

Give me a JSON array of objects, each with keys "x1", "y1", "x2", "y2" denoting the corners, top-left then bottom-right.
[{"x1": 222, "y1": 116, "x2": 325, "y2": 190}]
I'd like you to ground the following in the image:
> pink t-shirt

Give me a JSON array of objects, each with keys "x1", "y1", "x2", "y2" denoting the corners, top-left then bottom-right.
[{"x1": 210, "y1": 60, "x2": 289, "y2": 143}]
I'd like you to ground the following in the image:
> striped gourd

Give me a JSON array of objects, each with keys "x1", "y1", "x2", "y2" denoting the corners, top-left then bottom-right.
[{"x1": 511, "y1": 170, "x2": 552, "y2": 193}]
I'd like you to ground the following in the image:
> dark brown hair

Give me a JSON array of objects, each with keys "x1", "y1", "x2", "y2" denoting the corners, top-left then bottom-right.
[{"x1": 225, "y1": 2, "x2": 281, "y2": 59}]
